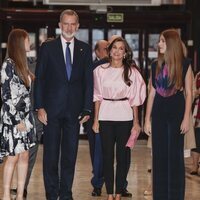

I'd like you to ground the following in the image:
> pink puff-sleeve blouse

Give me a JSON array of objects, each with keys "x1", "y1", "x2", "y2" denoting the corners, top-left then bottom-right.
[{"x1": 93, "y1": 63, "x2": 146, "y2": 121}]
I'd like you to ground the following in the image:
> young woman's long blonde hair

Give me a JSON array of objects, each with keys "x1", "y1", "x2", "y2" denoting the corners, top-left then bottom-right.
[
  {"x1": 157, "y1": 29, "x2": 184, "y2": 89},
  {"x1": 7, "y1": 28, "x2": 34, "y2": 87}
]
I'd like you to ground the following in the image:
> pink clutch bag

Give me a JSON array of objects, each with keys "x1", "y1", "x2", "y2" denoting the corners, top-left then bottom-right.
[{"x1": 126, "y1": 129, "x2": 140, "y2": 149}]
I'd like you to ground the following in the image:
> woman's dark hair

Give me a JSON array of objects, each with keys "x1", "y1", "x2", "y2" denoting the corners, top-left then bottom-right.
[{"x1": 108, "y1": 37, "x2": 137, "y2": 86}]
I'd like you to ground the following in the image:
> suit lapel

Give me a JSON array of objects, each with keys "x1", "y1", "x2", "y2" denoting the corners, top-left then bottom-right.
[
  {"x1": 55, "y1": 37, "x2": 69, "y2": 81},
  {"x1": 71, "y1": 38, "x2": 83, "y2": 80},
  {"x1": 72, "y1": 38, "x2": 79, "y2": 67}
]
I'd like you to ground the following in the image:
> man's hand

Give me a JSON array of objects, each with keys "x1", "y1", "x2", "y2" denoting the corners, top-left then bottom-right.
[
  {"x1": 38, "y1": 108, "x2": 48, "y2": 125},
  {"x1": 79, "y1": 115, "x2": 90, "y2": 124},
  {"x1": 78, "y1": 110, "x2": 91, "y2": 124}
]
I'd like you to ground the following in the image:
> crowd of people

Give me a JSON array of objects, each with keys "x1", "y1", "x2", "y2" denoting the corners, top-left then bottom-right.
[{"x1": 0, "y1": 8, "x2": 199, "y2": 200}]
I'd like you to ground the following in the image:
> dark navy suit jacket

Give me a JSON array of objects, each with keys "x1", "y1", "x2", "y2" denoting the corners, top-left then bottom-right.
[{"x1": 34, "y1": 37, "x2": 93, "y2": 120}]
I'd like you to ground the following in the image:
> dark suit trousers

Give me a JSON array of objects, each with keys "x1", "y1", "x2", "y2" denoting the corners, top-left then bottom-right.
[
  {"x1": 43, "y1": 113, "x2": 80, "y2": 200},
  {"x1": 87, "y1": 116, "x2": 104, "y2": 189},
  {"x1": 25, "y1": 144, "x2": 39, "y2": 189},
  {"x1": 152, "y1": 92, "x2": 185, "y2": 200},
  {"x1": 25, "y1": 111, "x2": 43, "y2": 189}
]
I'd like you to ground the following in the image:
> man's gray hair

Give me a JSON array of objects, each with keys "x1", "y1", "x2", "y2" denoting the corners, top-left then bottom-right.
[{"x1": 60, "y1": 9, "x2": 79, "y2": 23}]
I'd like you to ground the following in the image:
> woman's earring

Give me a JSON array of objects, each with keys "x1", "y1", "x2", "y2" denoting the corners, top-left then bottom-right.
[{"x1": 123, "y1": 54, "x2": 126, "y2": 59}]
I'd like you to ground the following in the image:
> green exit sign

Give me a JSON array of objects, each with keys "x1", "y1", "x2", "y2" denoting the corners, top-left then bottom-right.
[{"x1": 107, "y1": 13, "x2": 124, "y2": 23}]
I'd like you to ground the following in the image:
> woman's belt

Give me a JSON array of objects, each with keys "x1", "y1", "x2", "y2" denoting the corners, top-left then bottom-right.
[{"x1": 103, "y1": 97, "x2": 128, "y2": 101}]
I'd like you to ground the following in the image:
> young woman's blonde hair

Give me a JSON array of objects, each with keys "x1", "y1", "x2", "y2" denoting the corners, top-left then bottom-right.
[
  {"x1": 157, "y1": 29, "x2": 184, "y2": 89},
  {"x1": 7, "y1": 28, "x2": 34, "y2": 87}
]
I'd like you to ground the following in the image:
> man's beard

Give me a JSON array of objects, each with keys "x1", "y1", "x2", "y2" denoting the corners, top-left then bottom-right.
[{"x1": 62, "y1": 31, "x2": 76, "y2": 39}]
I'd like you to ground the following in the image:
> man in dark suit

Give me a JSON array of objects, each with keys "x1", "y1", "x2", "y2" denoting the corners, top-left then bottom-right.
[
  {"x1": 34, "y1": 9, "x2": 93, "y2": 200},
  {"x1": 87, "y1": 40, "x2": 109, "y2": 197}
]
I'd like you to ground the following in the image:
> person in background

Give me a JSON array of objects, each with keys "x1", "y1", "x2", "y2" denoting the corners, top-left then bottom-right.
[
  {"x1": 34, "y1": 9, "x2": 93, "y2": 200},
  {"x1": 0, "y1": 28, "x2": 36, "y2": 200},
  {"x1": 94, "y1": 40, "x2": 109, "y2": 62},
  {"x1": 144, "y1": 29, "x2": 193, "y2": 200},
  {"x1": 87, "y1": 39, "x2": 109, "y2": 197},
  {"x1": 190, "y1": 71, "x2": 200, "y2": 175},
  {"x1": 93, "y1": 37, "x2": 146, "y2": 200}
]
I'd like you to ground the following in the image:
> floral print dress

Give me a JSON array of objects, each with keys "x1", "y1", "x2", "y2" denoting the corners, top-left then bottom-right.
[{"x1": 0, "y1": 58, "x2": 36, "y2": 160}]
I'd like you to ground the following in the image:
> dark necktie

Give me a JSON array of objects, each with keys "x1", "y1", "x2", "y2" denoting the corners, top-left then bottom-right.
[{"x1": 66, "y1": 42, "x2": 72, "y2": 80}]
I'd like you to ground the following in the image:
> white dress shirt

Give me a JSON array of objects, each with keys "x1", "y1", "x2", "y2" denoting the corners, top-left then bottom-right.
[{"x1": 60, "y1": 35, "x2": 74, "y2": 64}]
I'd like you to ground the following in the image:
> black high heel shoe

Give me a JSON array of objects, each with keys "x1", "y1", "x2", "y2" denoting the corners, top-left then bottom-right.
[{"x1": 190, "y1": 171, "x2": 198, "y2": 175}]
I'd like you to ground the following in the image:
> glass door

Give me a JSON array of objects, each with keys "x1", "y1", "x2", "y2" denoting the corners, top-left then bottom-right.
[
  {"x1": 123, "y1": 31, "x2": 145, "y2": 134},
  {"x1": 123, "y1": 30, "x2": 160, "y2": 135},
  {"x1": 124, "y1": 33, "x2": 140, "y2": 66}
]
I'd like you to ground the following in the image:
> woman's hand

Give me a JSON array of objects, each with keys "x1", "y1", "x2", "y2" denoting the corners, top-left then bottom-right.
[
  {"x1": 180, "y1": 116, "x2": 190, "y2": 134},
  {"x1": 92, "y1": 120, "x2": 99, "y2": 133},
  {"x1": 16, "y1": 121, "x2": 27, "y2": 132},
  {"x1": 131, "y1": 121, "x2": 141, "y2": 134},
  {"x1": 144, "y1": 120, "x2": 151, "y2": 136},
  {"x1": 194, "y1": 71, "x2": 200, "y2": 82}
]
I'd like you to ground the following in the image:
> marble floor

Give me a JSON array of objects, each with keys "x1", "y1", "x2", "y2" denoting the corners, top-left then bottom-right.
[{"x1": 0, "y1": 140, "x2": 199, "y2": 200}]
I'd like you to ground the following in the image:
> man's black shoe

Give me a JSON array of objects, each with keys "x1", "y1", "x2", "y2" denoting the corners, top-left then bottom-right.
[
  {"x1": 121, "y1": 189, "x2": 132, "y2": 197},
  {"x1": 91, "y1": 188, "x2": 102, "y2": 196},
  {"x1": 10, "y1": 188, "x2": 27, "y2": 198}
]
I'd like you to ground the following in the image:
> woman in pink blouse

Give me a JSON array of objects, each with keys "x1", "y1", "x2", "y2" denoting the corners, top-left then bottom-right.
[{"x1": 92, "y1": 37, "x2": 146, "y2": 200}]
